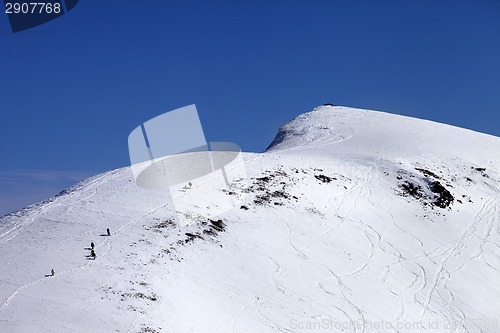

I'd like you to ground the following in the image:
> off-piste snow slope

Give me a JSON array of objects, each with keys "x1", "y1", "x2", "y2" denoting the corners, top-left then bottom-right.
[{"x1": 0, "y1": 106, "x2": 499, "y2": 333}]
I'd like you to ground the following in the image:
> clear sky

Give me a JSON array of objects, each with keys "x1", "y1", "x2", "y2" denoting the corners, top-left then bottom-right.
[{"x1": 1, "y1": 0, "x2": 499, "y2": 216}]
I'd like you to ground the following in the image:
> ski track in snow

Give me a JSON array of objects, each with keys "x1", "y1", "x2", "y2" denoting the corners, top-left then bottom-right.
[
  {"x1": 241, "y1": 151, "x2": 497, "y2": 332},
  {"x1": 422, "y1": 190, "x2": 499, "y2": 322}
]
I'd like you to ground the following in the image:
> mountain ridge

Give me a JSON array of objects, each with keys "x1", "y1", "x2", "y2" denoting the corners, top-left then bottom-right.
[{"x1": 0, "y1": 105, "x2": 498, "y2": 333}]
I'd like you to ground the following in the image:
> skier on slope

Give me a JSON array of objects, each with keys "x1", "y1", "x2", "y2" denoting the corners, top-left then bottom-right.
[
  {"x1": 91, "y1": 242, "x2": 95, "y2": 250},
  {"x1": 106, "y1": 228, "x2": 111, "y2": 236},
  {"x1": 90, "y1": 249, "x2": 96, "y2": 259}
]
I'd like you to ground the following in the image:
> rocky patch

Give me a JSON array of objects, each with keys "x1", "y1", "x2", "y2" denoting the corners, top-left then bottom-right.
[{"x1": 397, "y1": 167, "x2": 454, "y2": 209}]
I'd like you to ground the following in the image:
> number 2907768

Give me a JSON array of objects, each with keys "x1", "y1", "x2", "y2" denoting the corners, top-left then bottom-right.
[{"x1": 5, "y1": 2, "x2": 62, "y2": 14}]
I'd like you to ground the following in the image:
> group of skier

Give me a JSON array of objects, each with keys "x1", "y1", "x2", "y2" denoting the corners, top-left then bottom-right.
[{"x1": 48, "y1": 228, "x2": 111, "y2": 277}]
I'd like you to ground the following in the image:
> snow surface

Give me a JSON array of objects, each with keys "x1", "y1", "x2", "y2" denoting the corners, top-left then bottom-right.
[{"x1": 0, "y1": 106, "x2": 499, "y2": 333}]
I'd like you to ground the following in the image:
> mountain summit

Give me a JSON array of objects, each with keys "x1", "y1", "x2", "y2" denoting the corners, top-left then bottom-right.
[
  {"x1": 267, "y1": 105, "x2": 499, "y2": 160},
  {"x1": 1, "y1": 106, "x2": 499, "y2": 333}
]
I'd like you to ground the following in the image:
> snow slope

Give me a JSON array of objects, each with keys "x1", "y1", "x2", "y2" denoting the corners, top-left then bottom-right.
[{"x1": 0, "y1": 105, "x2": 499, "y2": 333}]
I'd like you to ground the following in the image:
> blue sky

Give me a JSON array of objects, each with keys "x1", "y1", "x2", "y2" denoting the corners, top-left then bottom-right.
[{"x1": 1, "y1": 0, "x2": 499, "y2": 216}]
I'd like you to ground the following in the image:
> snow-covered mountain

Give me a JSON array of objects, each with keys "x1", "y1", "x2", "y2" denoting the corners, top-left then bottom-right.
[{"x1": 0, "y1": 105, "x2": 499, "y2": 333}]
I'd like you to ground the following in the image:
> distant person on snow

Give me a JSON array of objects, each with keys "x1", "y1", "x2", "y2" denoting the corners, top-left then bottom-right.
[
  {"x1": 106, "y1": 228, "x2": 111, "y2": 236},
  {"x1": 91, "y1": 242, "x2": 95, "y2": 250},
  {"x1": 51, "y1": 269, "x2": 55, "y2": 276},
  {"x1": 90, "y1": 249, "x2": 96, "y2": 259}
]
